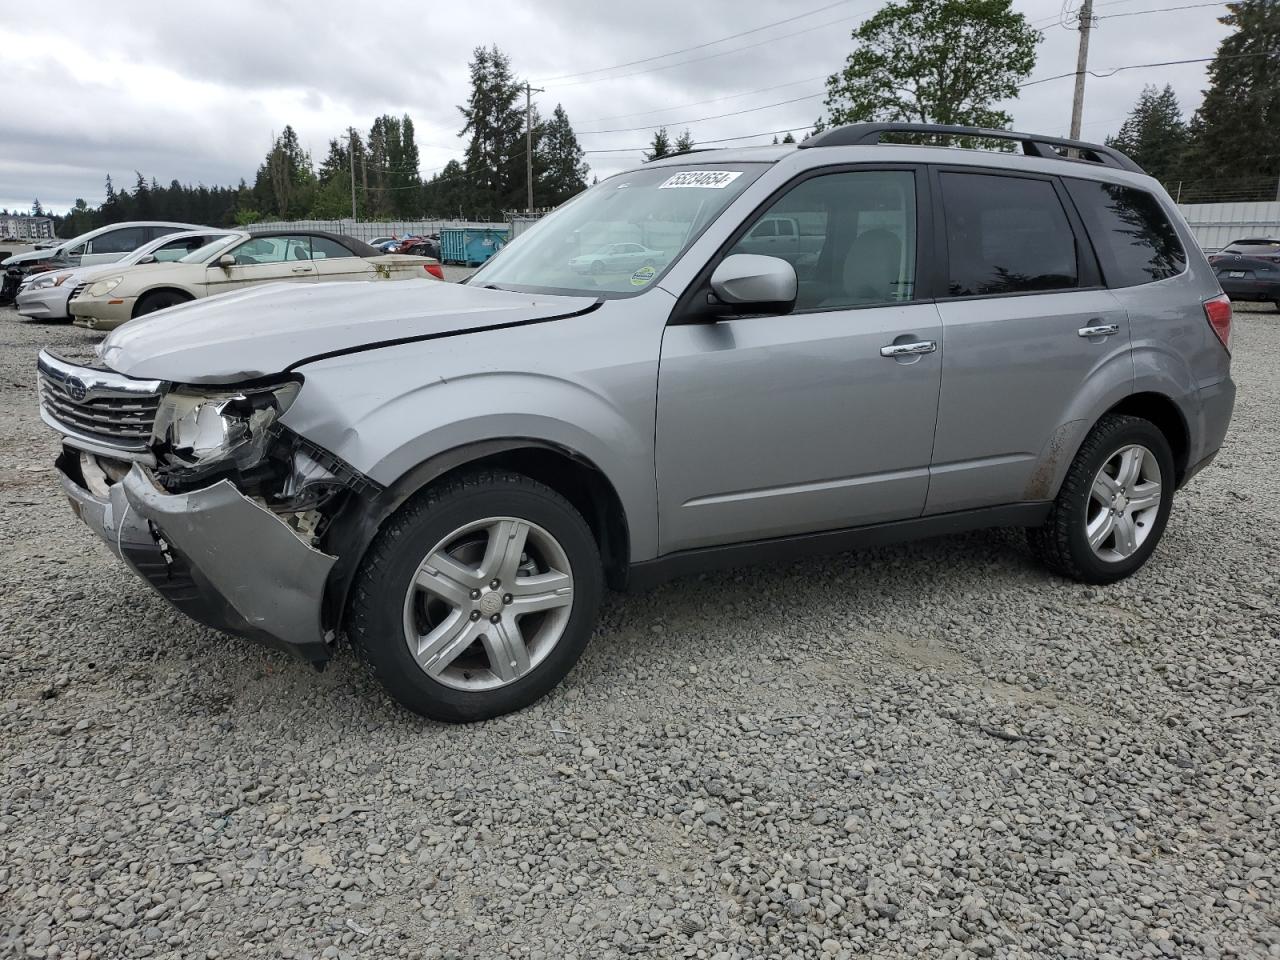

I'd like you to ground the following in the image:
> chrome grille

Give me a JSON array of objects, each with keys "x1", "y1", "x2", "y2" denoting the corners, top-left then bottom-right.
[{"x1": 37, "y1": 351, "x2": 163, "y2": 457}]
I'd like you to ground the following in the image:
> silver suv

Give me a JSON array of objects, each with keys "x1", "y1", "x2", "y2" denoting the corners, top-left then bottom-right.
[{"x1": 38, "y1": 123, "x2": 1235, "y2": 722}]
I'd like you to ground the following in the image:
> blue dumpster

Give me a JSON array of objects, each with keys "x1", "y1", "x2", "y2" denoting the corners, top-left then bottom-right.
[{"x1": 440, "y1": 228, "x2": 508, "y2": 266}]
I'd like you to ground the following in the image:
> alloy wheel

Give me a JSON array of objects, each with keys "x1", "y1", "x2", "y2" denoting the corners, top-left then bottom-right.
[
  {"x1": 402, "y1": 517, "x2": 574, "y2": 691},
  {"x1": 1085, "y1": 443, "x2": 1163, "y2": 563}
]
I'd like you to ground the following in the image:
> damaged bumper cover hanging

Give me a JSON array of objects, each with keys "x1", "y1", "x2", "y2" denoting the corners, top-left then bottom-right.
[{"x1": 57, "y1": 452, "x2": 338, "y2": 664}]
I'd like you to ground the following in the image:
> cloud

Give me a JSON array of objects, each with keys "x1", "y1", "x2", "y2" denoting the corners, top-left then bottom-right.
[{"x1": 0, "y1": 0, "x2": 1234, "y2": 214}]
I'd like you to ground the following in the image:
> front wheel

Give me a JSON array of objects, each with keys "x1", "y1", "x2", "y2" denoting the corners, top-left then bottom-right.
[
  {"x1": 348, "y1": 471, "x2": 602, "y2": 722},
  {"x1": 1028, "y1": 414, "x2": 1175, "y2": 584},
  {"x1": 133, "y1": 289, "x2": 192, "y2": 318}
]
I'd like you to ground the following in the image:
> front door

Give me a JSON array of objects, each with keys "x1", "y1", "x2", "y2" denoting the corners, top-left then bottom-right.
[
  {"x1": 656, "y1": 168, "x2": 942, "y2": 554},
  {"x1": 204, "y1": 235, "x2": 319, "y2": 294},
  {"x1": 925, "y1": 169, "x2": 1132, "y2": 513}
]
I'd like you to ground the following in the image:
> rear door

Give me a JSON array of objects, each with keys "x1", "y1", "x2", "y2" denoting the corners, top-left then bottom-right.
[
  {"x1": 926, "y1": 168, "x2": 1131, "y2": 513},
  {"x1": 204, "y1": 235, "x2": 319, "y2": 294}
]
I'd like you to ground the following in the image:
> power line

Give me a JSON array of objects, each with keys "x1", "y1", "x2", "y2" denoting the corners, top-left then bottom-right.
[
  {"x1": 1018, "y1": 51, "x2": 1262, "y2": 88},
  {"x1": 1097, "y1": 1, "x2": 1225, "y2": 16},
  {"x1": 573, "y1": 75, "x2": 830, "y2": 125},
  {"x1": 576, "y1": 93, "x2": 824, "y2": 136},
  {"x1": 544, "y1": 13, "x2": 866, "y2": 88},
  {"x1": 534, "y1": 0, "x2": 853, "y2": 82},
  {"x1": 583, "y1": 126, "x2": 815, "y2": 155}
]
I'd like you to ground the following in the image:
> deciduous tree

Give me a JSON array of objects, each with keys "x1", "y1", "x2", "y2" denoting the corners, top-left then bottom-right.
[{"x1": 823, "y1": 0, "x2": 1039, "y2": 131}]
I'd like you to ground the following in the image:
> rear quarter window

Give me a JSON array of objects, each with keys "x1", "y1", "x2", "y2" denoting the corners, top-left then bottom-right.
[{"x1": 1065, "y1": 179, "x2": 1186, "y2": 287}]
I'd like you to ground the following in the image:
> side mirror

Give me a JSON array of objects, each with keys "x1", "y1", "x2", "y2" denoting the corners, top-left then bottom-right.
[
  {"x1": 218, "y1": 254, "x2": 236, "y2": 269},
  {"x1": 137, "y1": 254, "x2": 157, "y2": 265},
  {"x1": 708, "y1": 254, "x2": 797, "y2": 315}
]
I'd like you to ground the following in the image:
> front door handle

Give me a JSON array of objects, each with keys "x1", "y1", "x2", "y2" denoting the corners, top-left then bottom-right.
[
  {"x1": 880, "y1": 340, "x2": 937, "y2": 358},
  {"x1": 1078, "y1": 323, "x2": 1119, "y2": 338},
  {"x1": 291, "y1": 265, "x2": 314, "y2": 274}
]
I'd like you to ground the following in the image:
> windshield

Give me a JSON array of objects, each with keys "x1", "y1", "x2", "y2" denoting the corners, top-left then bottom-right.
[
  {"x1": 470, "y1": 164, "x2": 765, "y2": 296},
  {"x1": 180, "y1": 233, "x2": 244, "y2": 264}
]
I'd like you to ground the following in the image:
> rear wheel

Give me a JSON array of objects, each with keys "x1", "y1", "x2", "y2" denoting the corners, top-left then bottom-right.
[
  {"x1": 133, "y1": 289, "x2": 192, "y2": 318},
  {"x1": 349, "y1": 471, "x2": 602, "y2": 722},
  {"x1": 1028, "y1": 414, "x2": 1175, "y2": 584}
]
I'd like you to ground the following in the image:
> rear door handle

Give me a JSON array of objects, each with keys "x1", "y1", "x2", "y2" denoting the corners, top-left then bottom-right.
[
  {"x1": 880, "y1": 340, "x2": 937, "y2": 358},
  {"x1": 1077, "y1": 323, "x2": 1119, "y2": 338}
]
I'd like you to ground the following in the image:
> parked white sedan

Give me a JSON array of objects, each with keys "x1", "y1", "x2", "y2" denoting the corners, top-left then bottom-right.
[{"x1": 70, "y1": 230, "x2": 445, "y2": 330}]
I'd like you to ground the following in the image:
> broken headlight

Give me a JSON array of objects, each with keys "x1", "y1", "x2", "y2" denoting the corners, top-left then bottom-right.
[{"x1": 154, "y1": 379, "x2": 301, "y2": 473}]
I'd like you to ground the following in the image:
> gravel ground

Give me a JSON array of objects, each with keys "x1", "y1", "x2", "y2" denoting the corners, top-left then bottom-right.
[{"x1": 0, "y1": 302, "x2": 1277, "y2": 960}]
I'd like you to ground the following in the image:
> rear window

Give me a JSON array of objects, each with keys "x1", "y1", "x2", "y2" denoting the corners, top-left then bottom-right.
[
  {"x1": 940, "y1": 172, "x2": 1078, "y2": 297},
  {"x1": 1065, "y1": 179, "x2": 1186, "y2": 287}
]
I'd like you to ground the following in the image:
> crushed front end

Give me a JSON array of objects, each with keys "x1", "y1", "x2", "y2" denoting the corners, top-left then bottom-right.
[{"x1": 37, "y1": 350, "x2": 379, "y2": 665}]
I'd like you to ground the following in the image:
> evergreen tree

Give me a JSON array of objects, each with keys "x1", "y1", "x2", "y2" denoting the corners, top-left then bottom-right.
[
  {"x1": 538, "y1": 104, "x2": 589, "y2": 207},
  {"x1": 31, "y1": 198, "x2": 43, "y2": 217},
  {"x1": 782, "y1": 131, "x2": 797, "y2": 144},
  {"x1": 397, "y1": 114, "x2": 422, "y2": 216},
  {"x1": 458, "y1": 45, "x2": 525, "y2": 218},
  {"x1": 673, "y1": 129, "x2": 695, "y2": 154},
  {"x1": 1182, "y1": 0, "x2": 1280, "y2": 197},
  {"x1": 644, "y1": 127, "x2": 672, "y2": 162},
  {"x1": 1106, "y1": 85, "x2": 1188, "y2": 185}
]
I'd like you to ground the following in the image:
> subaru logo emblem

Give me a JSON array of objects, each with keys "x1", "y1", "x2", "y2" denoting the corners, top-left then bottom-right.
[{"x1": 64, "y1": 376, "x2": 87, "y2": 402}]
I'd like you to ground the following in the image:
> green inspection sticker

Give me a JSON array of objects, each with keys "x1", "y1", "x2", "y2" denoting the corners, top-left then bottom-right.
[{"x1": 630, "y1": 265, "x2": 656, "y2": 286}]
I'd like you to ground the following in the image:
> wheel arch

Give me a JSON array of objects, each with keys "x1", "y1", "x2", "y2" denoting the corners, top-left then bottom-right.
[
  {"x1": 320, "y1": 439, "x2": 632, "y2": 637},
  {"x1": 131, "y1": 285, "x2": 195, "y2": 318},
  {"x1": 1102, "y1": 391, "x2": 1191, "y2": 486}
]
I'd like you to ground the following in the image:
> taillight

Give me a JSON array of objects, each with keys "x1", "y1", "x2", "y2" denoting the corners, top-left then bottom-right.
[
  {"x1": 1204, "y1": 294, "x2": 1232, "y2": 353},
  {"x1": 425, "y1": 263, "x2": 444, "y2": 280}
]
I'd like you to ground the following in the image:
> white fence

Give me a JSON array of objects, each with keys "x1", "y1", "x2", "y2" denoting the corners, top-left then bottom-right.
[
  {"x1": 1178, "y1": 202, "x2": 1280, "y2": 252},
  {"x1": 245, "y1": 219, "x2": 508, "y2": 243}
]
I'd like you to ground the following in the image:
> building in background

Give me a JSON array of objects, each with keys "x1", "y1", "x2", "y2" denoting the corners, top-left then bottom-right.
[{"x1": 0, "y1": 215, "x2": 54, "y2": 240}]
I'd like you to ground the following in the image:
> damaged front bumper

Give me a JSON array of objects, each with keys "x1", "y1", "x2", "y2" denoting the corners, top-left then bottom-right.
[{"x1": 57, "y1": 450, "x2": 337, "y2": 665}]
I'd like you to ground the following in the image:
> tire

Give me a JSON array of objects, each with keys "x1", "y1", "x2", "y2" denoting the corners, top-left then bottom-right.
[
  {"x1": 348, "y1": 470, "x2": 603, "y2": 722},
  {"x1": 133, "y1": 289, "x2": 192, "y2": 318},
  {"x1": 1028, "y1": 413, "x2": 1176, "y2": 584},
  {"x1": 590, "y1": 260, "x2": 605, "y2": 276}
]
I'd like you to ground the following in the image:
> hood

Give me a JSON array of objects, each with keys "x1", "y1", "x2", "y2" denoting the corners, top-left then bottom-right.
[
  {"x1": 3, "y1": 248, "x2": 63, "y2": 269},
  {"x1": 99, "y1": 279, "x2": 599, "y2": 384}
]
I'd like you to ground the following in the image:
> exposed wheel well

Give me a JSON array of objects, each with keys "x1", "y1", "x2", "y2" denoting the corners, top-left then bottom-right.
[
  {"x1": 132, "y1": 287, "x2": 193, "y2": 318},
  {"x1": 1104, "y1": 392, "x2": 1190, "y2": 484}
]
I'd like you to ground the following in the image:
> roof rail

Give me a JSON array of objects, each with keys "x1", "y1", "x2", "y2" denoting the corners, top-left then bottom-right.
[{"x1": 797, "y1": 122, "x2": 1144, "y2": 174}]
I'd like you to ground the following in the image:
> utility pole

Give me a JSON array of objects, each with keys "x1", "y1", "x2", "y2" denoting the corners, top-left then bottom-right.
[
  {"x1": 1069, "y1": 0, "x2": 1095, "y2": 140},
  {"x1": 525, "y1": 81, "x2": 544, "y2": 214},
  {"x1": 348, "y1": 127, "x2": 358, "y2": 222}
]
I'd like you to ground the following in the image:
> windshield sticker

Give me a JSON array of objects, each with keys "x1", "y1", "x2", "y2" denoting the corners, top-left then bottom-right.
[
  {"x1": 630, "y1": 265, "x2": 657, "y2": 287},
  {"x1": 658, "y1": 170, "x2": 743, "y2": 190}
]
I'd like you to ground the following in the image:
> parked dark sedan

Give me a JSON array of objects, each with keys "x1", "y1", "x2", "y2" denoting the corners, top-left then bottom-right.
[{"x1": 1210, "y1": 238, "x2": 1280, "y2": 308}]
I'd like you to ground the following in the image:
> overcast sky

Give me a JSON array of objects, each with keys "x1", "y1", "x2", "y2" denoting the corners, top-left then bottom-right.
[{"x1": 0, "y1": 0, "x2": 1233, "y2": 214}]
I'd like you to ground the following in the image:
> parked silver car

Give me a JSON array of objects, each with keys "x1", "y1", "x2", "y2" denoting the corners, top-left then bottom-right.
[
  {"x1": 1, "y1": 221, "x2": 205, "y2": 304},
  {"x1": 37, "y1": 123, "x2": 1235, "y2": 722},
  {"x1": 15, "y1": 229, "x2": 231, "y2": 322}
]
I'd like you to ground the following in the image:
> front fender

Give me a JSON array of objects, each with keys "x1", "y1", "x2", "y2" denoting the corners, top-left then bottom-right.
[{"x1": 281, "y1": 324, "x2": 661, "y2": 561}]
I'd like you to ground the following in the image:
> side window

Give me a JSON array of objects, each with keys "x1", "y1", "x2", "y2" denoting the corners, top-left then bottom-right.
[
  {"x1": 152, "y1": 236, "x2": 206, "y2": 262},
  {"x1": 311, "y1": 237, "x2": 355, "y2": 259},
  {"x1": 1065, "y1": 179, "x2": 1186, "y2": 286},
  {"x1": 145, "y1": 226, "x2": 182, "y2": 242},
  {"x1": 726, "y1": 169, "x2": 917, "y2": 311},
  {"x1": 87, "y1": 227, "x2": 147, "y2": 255},
  {"x1": 940, "y1": 172, "x2": 1078, "y2": 297},
  {"x1": 230, "y1": 237, "x2": 285, "y2": 264}
]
